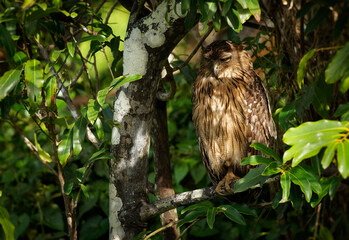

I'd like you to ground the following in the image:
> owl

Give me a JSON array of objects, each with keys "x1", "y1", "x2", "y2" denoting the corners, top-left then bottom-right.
[{"x1": 192, "y1": 40, "x2": 277, "y2": 195}]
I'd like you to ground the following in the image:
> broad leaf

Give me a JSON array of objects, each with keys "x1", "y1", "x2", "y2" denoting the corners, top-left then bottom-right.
[
  {"x1": 58, "y1": 129, "x2": 73, "y2": 165},
  {"x1": 80, "y1": 184, "x2": 89, "y2": 199},
  {"x1": 241, "y1": 155, "x2": 273, "y2": 166},
  {"x1": 230, "y1": 203, "x2": 257, "y2": 217},
  {"x1": 25, "y1": 59, "x2": 44, "y2": 105},
  {"x1": 218, "y1": 205, "x2": 246, "y2": 225},
  {"x1": 325, "y1": 42, "x2": 349, "y2": 84},
  {"x1": 0, "y1": 206, "x2": 15, "y2": 240},
  {"x1": 87, "y1": 99, "x2": 100, "y2": 123},
  {"x1": 206, "y1": 207, "x2": 216, "y2": 229},
  {"x1": 0, "y1": 67, "x2": 23, "y2": 101},
  {"x1": 280, "y1": 172, "x2": 291, "y2": 202},
  {"x1": 297, "y1": 49, "x2": 316, "y2": 89},
  {"x1": 181, "y1": 201, "x2": 214, "y2": 215},
  {"x1": 262, "y1": 161, "x2": 282, "y2": 176},
  {"x1": 250, "y1": 142, "x2": 281, "y2": 162},
  {"x1": 177, "y1": 210, "x2": 206, "y2": 228},
  {"x1": 109, "y1": 74, "x2": 142, "y2": 92},
  {"x1": 289, "y1": 167, "x2": 312, "y2": 202},
  {"x1": 97, "y1": 87, "x2": 109, "y2": 107},
  {"x1": 234, "y1": 165, "x2": 268, "y2": 193},
  {"x1": 337, "y1": 140, "x2": 349, "y2": 178},
  {"x1": 34, "y1": 133, "x2": 52, "y2": 162},
  {"x1": 226, "y1": 8, "x2": 242, "y2": 32}
]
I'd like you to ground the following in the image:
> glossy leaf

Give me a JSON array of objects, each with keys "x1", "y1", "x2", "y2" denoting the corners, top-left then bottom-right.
[
  {"x1": 206, "y1": 207, "x2": 216, "y2": 229},
  {"x1": 64, "y1": 182, "x2": 74, "y2": 195},
  {"x1": 34, "y1": 133, "x2": 52, "y2": 162},
  {"x1": 241, "y1": 155, "x2": 274, "y2": 166},
  {"x1": 87, "y1": 99, "x2": 100, "y2": 123},
  {"x1": 25, "y1": 59, "x2": 44, "y2": 104},
  {"x1": 337, "y1": 140, "x2": 349, "y2": 178},
  {"x1": 109, "y1": 74, "x2": 142, "y2": 92},
  {"x1": 283, "y1": 120, "x2": 347, "y2": 167},
  {"x1": 13, "y1": 51, "x2": 28, "y2": 65},
  {"x1": 289, "y1": 167, "x2": 312, "y2": 202},
  {"x1": 250, "y1": 142, "x2": 281, "y2": 162},
  {"x1": 321, "y1": 141, "x2": 337, "y2": 169},
  {"x1": 280, "y1": 172, "x2": 291, "y2": 203},
  {"x1": 181, "y1": 201, "x2": 214, "y2": 215},
  {"x1": 297, "y1": 49, "x2": 316, "y2": 89},
  {"x1": 218, "y1": 205, "x2": 246, "y2": 225},
  {"x1": 234, "y1": 165, "x2": 268, "y2": 193},
  {"x1": 222, "y1": 0, "x2": 233, "y2": 16},
  {"x1": 97, "y1": 87, "x2": 109, "y2": 107},
  {"x1": 0, "y1": 67, "x2": 23, "y2": 101},
  {"x1": 77, "y1": 35, "x2": 106, "y2": 44},
  {"x1": 325, "y1": 42, "x2": 349, "y2": 84},
  {"x1": 0, "y1": 206, "x2": 15, "y2": 240},
  {"x1": 235, "y1": 2, "x2": 252, "y2": 24},
  {"x1": 58, "y1": 129, "x2": 73, "y2": 165},
  {"x1": 177, "y1": 210, "x2": 206, "y2": 228},
  {"x1": 262, "y1": 162, "x2": 282, "y2": 176},
  {"x1": 339, "y1": 72, "x2": 349, "y2": 93},
  {"x1": 226, "y1": 8, "x2": 242, "y2": 32},
  {"x1": 80, "y1": 184, "x2": 89, "y2": 199},
  {"x1": 72, "y1": 117, "x2": 87, "y2": 156},
  {"x1": 44, "y1": 76, "x2": 56, "y2": 106}
]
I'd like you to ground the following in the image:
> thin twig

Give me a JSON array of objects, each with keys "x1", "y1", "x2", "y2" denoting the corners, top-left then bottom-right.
[
  {"x1": 172, "y1": 25, "x2": 214, "y2": 72},
  {"x1": 144, "y1": 220, "x2": 181, "y2": 240},
  {"x1": 7, "y1": 118, "x2": 58, "y2": 176},
  {"x1": 105, "y1": 0, "x2": 119, "y2": 24},
  {"x1": 100, "y1": 43, "x2": 115, "y2": 79},
  {"x1": 176, "y1": 218, "x2": 202, "y2": 240}
]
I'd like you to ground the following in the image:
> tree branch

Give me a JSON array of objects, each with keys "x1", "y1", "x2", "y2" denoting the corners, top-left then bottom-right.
[{"x1": 140, "y1": 176, "x2": 280, "y2": 221}]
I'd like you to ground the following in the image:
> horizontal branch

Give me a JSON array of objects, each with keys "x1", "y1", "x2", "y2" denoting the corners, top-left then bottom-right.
[{"x1": 140, "y1": 176, "x2": 279, "y2": 221}]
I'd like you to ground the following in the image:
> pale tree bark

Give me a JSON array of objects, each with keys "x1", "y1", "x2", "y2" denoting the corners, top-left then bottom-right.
[{"x1": 110, "y1": 1, "x2": 188, "y2": 239}]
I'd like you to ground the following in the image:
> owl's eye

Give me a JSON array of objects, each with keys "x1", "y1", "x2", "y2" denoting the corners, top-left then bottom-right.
[{"x1": 220, "y1": 56, "x2": 231, "y2": 62}]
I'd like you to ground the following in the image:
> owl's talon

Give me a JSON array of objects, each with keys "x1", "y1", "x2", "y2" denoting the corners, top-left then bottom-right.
[{"x1": 215, "y1": 167, "x2": 239, "y2": 195}]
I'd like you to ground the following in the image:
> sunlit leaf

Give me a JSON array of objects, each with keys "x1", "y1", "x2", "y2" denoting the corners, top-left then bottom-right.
[
  {"x1": 34, "y1": 133, "x2": 52, "y2": 162},
  {"x1": 58, "y1": 129, "x2": 73, "y2": 165},
  {"x1": 97, "y1": 87, "x2": 109, "y2": 107},
  {"x1": 321, "y1": 141, "x2": 337, "y2": 169},
  {"x1": 13, "y1": 51, "x2": 28, "y2": 65},
  {"x1": 87, "y1": 99, "x2": 100, "y2": 123},
  {"x1": 297, "y1": 49, "x2": 316, "y2": 89},
  {"x1": 80, "y1": 184, "x2": 89, "y2": 199},
  {"x1": 25, "y1": 59, "x2": 44, "y2": 105},
  {"x1": 44, "y1": 76, "x2": 56, "y2": 106},
  {"x1": 67, "y1": 42, "x2": 75, "y2": 57},
  {"x1": 77, "y1": 35, "x2": 106, "y2": 44},
  {"x1": 0, "y1": 67, "x2": 23, "y2": 101},
  {"x1": 72, "y1": 117, "x2": 87, "y2": 156},
  {"x1": 241, "y1": 155, "x2": 274, "y2": 166},
  {"x1": 325, "y1": 42, "x2": 349, "y2": 84},
  {"x1": 109, "y1": 74, "x2": 142, "y2": 92},
  {"x1": 250, "y1": 142, "x2": 281, "y2": 162},
  {"x1": 0, "y1": 206, "x2": 15, "y2": 240},
  {"x1": 280, "y1": 172, "x2": 290, "y2": 203},
  {"x1": 289, "y1": 167, "x2": 312, "y2": 202},
  {"x1": 262, "y1": 162, "x2": 282, "y2": 176},
  {"x1": 337, "y1": 140, "x2": 349, "y2": 178},
  {"x1": 226, "y1": 8, "x2": 242, "y2": 32}
]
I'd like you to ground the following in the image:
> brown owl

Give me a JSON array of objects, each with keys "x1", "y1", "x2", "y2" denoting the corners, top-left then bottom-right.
[{"x1": 192, "y1": 40, "x2": 277, "y2": 195}]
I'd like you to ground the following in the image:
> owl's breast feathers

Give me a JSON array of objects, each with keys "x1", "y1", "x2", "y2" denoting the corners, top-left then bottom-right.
[{"x1": 192, "y1": 70, "x2": 276, "y2": 184}]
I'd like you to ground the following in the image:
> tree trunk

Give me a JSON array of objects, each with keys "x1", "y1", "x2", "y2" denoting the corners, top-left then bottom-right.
[{"x1": 109, "y1": 1, "x2": 188, "y2": 239}]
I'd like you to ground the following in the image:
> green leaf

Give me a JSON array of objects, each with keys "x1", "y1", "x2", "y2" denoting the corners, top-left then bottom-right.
[
  {"x1": 0, "y1": 24, "x2": 15, "y2": 58},
  {"x1": 184, "y1": 0, "x2": 197, "y2": 30},
  {"x1": 321, "y1": 141, "x2": 337, "y2": 169},
  {"x1": 64, "y1": 182, "x2": 74, "y2": 195},
  {"x1": 177, "y1": 210, "x2": 206, "y2": 228},
  {"x1": 80, "y1": 184, "x2": 89, "y2": 199},
  {"x1": 13, "y1": 51, "x2": 28, "y2": 65},
  {"x1": 280, "y1": 172, "x2": 291, "y2": 203},
  {"x1": 174, "y1": 162, "x2": 189, "y2": 184},
  {"x1": 237, "y1": 0, "x2": 260, "y2": 21},
  {"x1": 25, "y1": 59, "x2": 44, "y2": 105},
  {"x1": 283, "y1": 120, "x2": 347, "y2": 166},
  {"x1": 97, "y1": 87, "x2": 109, "y2": 107},
  {"x1": 58, "y1": 129, "x2": 73, "y2": 165},
  {"x1": 0, "y1": 206, "x2": 15, "y2": 240},
  {"x1": 44, "y1": 76, "x2": 56, "y2": 106},
  {"x1": 190, "y1": 163, "x2": 206, "y2": 184},
  {"x1": 181, "y1": 0, "x2": 191, "y2": 14},
  {"x1": 298, "y1": 164, "x2": 322, "y2": 194},
  {"x1": 181, "y1": 201, "x2": 214, "y2": 215},
  {"x1": 250, "y1": 142, "x2": 281, "y2": 162},
  {"x1": 234, "y1": 165, "x2": 268, "y2": 193},
  {"x1": 339, "y1": 71, "x2": 349, "y2": 93},
  {"x1": 325, "y1": 42, "x2": 349, "y2": 84},
  {"x1": 77, "y1": 35, "x2": 106, "y2": 45},
  {"x1": 206, "y1": 207, "x2": 216, "y2": 229},
  {"x1": 226, "y1": 8, "x2": 242, "y2": 32},
  {"x1": 297, "y1": 49, "x2": 316, "y2": 89},
  {"x1": 67, "y1": 42, "x2": 75, "y2": 57},
  {"x1": 222, "y1": 0, "x2": 233, "y2": 16},
  {"x1": 205, "y1": 2, "x2": 217, "y2": 21},
  {"x1": 241, "y1": 155, "x2": 273, "y2": 166},
  {"x1": 218, "y1": 205, "x2": 246, "y2": 225},
  {"x1": 230, "y1": 203, "x2": 257, "y2": 217},
  {"x1": 87, "y1": 99, "x2": 100, "y2": 123},
  {"x1": 289, "y1": 166, "x2": 312, "y2": 202},
  {"x1": 334, "y1": 102, "x2": 349, "y2": 117},
  {"x1": 337, "y1": 140, "x2": 349, "y2": 178},
  {"x1": 94, "y1": 117, "x2": 104, "y2": 140},
  {"x1": 0, "y1": 67, "x2": 23, "y2": 101},
  {"x1": 234, "y1": 2, "x2": 252, "y2": 24},
  {"x1": 262, "y1": 161, "x2": 282, "y2": 176},
  {"x1": 34, "y1": 133, "x2": 52, "y2": 162},
  {"x1": 319, "y1": 226, "x2": 334, "y2": 240},
  {"x1": 109, "y1": 74, "x2": 142, "y2": 92}
]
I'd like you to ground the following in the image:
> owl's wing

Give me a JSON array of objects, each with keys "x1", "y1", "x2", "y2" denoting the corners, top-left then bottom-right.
[{"x1": 245, "y1": 73, "x2": 277, "y2": 156}]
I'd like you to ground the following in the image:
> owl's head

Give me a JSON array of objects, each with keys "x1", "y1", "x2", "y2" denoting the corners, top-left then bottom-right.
[{"x1": 200, "y1": 40, "x2": 253, "y2": 79}]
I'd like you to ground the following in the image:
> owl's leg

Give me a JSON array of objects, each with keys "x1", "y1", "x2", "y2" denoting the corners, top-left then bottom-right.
[{"x1": 216, "y1": 166, "x2": 239, "y2": 195}]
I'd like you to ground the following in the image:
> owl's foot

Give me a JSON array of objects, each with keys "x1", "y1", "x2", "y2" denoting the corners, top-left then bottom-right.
[{"x1": 215, "y1": 168, "x2": 239, "y2": 195}]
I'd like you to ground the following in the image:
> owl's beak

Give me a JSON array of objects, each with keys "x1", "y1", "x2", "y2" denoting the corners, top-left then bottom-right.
[{"x1": 213, "y1": 62, "x2": 218, "y2": 78}]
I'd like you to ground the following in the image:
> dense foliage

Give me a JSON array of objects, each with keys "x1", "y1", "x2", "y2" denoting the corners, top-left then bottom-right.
[{"x1": 0, "y1": 0, "x2": 348, "y2": 239}]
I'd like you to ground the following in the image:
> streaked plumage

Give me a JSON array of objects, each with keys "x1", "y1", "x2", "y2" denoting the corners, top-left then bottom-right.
[{"x1": 192, "y1": 40, "x2": 276, "y2": 194}]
